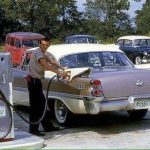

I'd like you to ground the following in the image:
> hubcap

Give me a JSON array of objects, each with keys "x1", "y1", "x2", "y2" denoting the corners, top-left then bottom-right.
[
  {"x1": 55, "y1": 100, "x2": 67, "y2": 123},
  {"x1": 135, "y1": 57, "x2": 141, "y2": 65}
]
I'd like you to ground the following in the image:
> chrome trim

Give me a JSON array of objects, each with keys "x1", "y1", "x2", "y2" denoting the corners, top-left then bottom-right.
[
  {"x1": 100, "y1": 94, "x2": 150, "y2": 112},
  {"x1": 13, "y1": 86, "x2": 104, "y2": 102},
  {"x1": 105, "y1": 97, "x2": 128, "y2": 101},
  {"x1": 13, "y1": 86, "x2": 150, "y2": 114},
  {"x1": 45, "y1": 90, "x2": 104, "y2": 102}
]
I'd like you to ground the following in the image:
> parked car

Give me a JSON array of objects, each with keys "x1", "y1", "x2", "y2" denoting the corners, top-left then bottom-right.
[
  {"x1": 64, "y1": 34, "x2": 99, "y2": 44},
  {"x1": 116, "y1": 35, "x2": 150, "y2": 65},
  {"x1": 4, "y1": 32, "x2": 44, "y2": 66},
  {"x1": 12, "y1": 44, "x2": 150, "y2": 126}
]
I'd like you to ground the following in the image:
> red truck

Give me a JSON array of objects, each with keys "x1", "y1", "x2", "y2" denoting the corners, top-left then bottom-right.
[{"x1": 4, "y1": 32, "x2": 44, "y2": 65}]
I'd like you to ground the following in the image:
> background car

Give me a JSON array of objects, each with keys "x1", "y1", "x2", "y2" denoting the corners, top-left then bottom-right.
[
  {"x1": 116, "y1": 35, "x2": 150, "y2": 65},
  {"x1": 13, "y1": 44, "x2": 150, "y2": 126},
  {"x1": 64, "y1": 34, "x2": 99, "y2": 44},
  {"x1": 4, "y1": 32, "x2": 44, "y2": 66}
]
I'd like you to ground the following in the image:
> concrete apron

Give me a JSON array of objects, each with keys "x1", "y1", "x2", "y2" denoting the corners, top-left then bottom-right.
[{"x1": 0, "y1": 131, "x2": 44, "y2": 149}]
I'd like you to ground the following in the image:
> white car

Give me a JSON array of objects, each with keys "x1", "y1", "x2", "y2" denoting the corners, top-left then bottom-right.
[
  {"x1": 116, "y1": 35, "x2": 150, "y2": 64},
  {"x1": 13, "y1": 44, "x2": 150, "y2": 125}
]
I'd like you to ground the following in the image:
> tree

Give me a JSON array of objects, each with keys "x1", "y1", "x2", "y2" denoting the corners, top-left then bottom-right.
[
  {"x1": 0, "y1": 0, "x2": 86, "y2": 42},
  {"x1": 135, "y1": 0, "x2": 150, "y2": 35},
  {"x1": 84, "y1": 0, "x2": 134, "y2": 40},
  {"x1": 0, "y1": 1, "x2": 22, "y2": 42},
  {"x1": 1, "y1": 0, "x2": 60, "y2": 34},
  {"x1": 54, "y1": 0, "x2": 86, "y2": 40}
]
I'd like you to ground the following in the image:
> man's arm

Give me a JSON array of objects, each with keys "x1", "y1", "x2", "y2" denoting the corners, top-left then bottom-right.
[
  {"x1": 39, "y1": 58, "x2": 67, "y2": 78},
  {"x1": 46, "y1": 56, "x2": 65, "y2": 71}
]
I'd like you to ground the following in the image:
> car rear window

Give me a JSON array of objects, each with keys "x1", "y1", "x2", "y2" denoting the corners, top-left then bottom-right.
[
  {"x1": 65, "y1": 36, "x2": 98, "y2": 44},
  {"x1": 124, "y1": 40, "x2": 132, "y2": 46},
  {"x1": 60, "y1": 52, "x2": 133, "y2": 70}
]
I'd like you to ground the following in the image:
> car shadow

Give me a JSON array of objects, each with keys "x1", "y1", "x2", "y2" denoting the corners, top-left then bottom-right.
[{"x1": 13, "y1": 106, "x2": 150, "y2": 138}]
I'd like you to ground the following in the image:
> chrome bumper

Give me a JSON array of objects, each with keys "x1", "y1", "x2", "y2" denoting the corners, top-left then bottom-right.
[{"x1": 85, "y1": 94, "x2": 150, "y2": 114}]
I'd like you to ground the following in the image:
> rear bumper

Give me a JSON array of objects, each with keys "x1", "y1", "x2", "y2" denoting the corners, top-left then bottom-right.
[
  {"x1": 141, "y1": 56, "x2": 150, "y2": 64},
  {"x1": 141, "y1": 59, "x2": 150, "y2": 64},
  {"x1": 100, "y1": 99, "x2": 132, "y2": 112},
  {"x1": 85, "y1": 94, "x2": 150, "y2": 114}
]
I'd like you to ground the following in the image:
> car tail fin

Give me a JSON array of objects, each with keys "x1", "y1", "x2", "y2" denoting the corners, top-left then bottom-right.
[{"x1": 65, "y1": 67, "x2": 92, "y2": 82}]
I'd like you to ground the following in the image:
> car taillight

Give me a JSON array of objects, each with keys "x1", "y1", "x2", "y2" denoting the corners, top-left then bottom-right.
[
  {"x1": 91, "y1": 80, "x2": 101, "y2": 86},
  {"x1": 91, "y1": 80, "x2": 103, "y2": 97}
]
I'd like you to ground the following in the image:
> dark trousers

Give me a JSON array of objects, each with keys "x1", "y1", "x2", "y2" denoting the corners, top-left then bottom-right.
[{"x1": 27, "y1": 77, "x2": 53, "y2": 132}]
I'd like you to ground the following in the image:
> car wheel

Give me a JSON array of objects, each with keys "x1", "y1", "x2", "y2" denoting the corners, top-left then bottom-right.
[
  {"x1": 135, "y1": 56, "x2": 142, "y2": 65},
  {"x1": 127, "y1": 109, "x2": 148, "y2": 120},
  {"x1": 54, "y1": 99, "x2": 71, "y2": 126}
]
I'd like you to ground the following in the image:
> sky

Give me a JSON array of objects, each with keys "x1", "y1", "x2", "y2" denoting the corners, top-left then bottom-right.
[{"x1": 76, "y1": 0, "x2": 146, "y2": 18}]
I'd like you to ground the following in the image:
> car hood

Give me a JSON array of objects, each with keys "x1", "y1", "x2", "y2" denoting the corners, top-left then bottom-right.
[{"x1": 91, "y1": 68, "x2": 150, "y2": 99}]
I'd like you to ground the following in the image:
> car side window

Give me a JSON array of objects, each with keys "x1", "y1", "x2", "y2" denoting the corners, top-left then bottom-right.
[
  {"x1": 124, "y1": 40, "x2": 132, "y2": 46},
  {"x1": 116, "y1": 40, "x2": 123, "y2": 46},
  {"x1": 89, "y1": 53, "x2": 101, "y2": 67},
  {"x1": 60, "y1": 52, "x2": 133, "y2": 69},
  {"x1": 138, "y1": 39, "x2": 147, "y2": 46},
  {"x1": 147, "y1": 39, "x2": 150, "y2": 46},
  {"x1": 102, "y1": 52, "x2": 121, "y2": 67},
  {"x1": 60, "y1": 54, "x2": 77, "y2": 68},
  {"x1": 77, "y1": 53, "x2": 89, "y2": 67}
]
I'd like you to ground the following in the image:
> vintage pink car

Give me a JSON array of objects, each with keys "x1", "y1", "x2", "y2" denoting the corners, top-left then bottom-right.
[{"x1": 12, "y1": 44, "x2": 150, "y2": 126}]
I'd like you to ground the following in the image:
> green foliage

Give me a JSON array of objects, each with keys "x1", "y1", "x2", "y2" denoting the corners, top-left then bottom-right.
[
  {"x1": 55, "y1": 0, "x2": 86, "y2": 40},
  {"x1": 135, "y1": 0, "x2": 150, "y2": 34},
  {"x1": 0, "y1": 45, "x2": 4, "y2": 51},
  {"x1": 0, "y1": 0, "x2": 85, "y2": 40},
  {"x1": 0, "y1": 0, "x2": 147, "y2": 44},
  {"x1": 84, "y1": 0, "x2": 134, "y2": 40}
]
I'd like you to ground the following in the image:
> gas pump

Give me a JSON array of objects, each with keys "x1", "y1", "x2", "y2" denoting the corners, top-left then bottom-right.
[{"x1": 0, "y1": 53, "x2": 14, "y2": 141}]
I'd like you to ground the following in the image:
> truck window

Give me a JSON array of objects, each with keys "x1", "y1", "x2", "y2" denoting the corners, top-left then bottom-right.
[
  {"x1": 6, "y1": 37, "x2": 10, "y2": 45},
  {"x1": 10, "y1": 38, "x2": 15, "y2": 46},
  {"x1": 22, "y1": 39, "x2": 39, "y2": 47},
  {"x1": 15, "y1": 39, "x2": 21, "y2": 48}
]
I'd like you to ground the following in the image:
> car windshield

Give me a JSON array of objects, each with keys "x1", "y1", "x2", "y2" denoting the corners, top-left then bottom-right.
[
  {"x1": 65, "y1": 36, "x2": 98, "y2": 44},
  {"x1": 134, "y1": 39, "x2": 150, "y2": 47},
  {"x1": 22, "y1": 39, "x2": 39, "y2": 47},
  {"x1": 60, "y1": 52, "x2": 133, "y2": 71}
]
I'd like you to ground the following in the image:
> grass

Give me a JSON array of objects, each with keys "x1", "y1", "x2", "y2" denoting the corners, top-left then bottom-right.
[{"x1": 0, "y1": 45, "x2": 4, "y2": 51}]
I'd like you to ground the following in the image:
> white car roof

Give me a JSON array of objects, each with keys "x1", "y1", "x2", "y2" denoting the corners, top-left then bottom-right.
[
  {"x1": 117, "y1": 35, "x2": 150, "y2": 41},
  {"x1": 47, "y1": 44, "x2": 123, "y2": 60}
]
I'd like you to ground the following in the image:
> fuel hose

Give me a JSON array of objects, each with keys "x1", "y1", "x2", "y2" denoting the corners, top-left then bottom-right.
[{"x1": 0, "y1": 75, "x2": 57, "y2": 141}]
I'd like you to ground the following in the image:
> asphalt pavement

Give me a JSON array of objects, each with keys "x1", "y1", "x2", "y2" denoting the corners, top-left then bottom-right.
[{"x1": 11, "y1": 107, "x2": 150, "y2": 149}]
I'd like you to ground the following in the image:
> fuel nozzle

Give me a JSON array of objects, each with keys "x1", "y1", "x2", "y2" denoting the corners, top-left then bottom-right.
[
  {"x1": 63, "y1": 70, "x2": 71, "y2": 82},
  {"x1": 57, "y1": 69, "x2": 71, "y2": 83}
]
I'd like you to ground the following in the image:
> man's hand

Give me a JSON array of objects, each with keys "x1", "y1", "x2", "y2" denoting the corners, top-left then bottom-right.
[
  {"x1": 58, "y1": 70, "x2": 71, "y2": 81},
  {"x1": 62, "y1": 71, "x2": 70, "y2": 79}
]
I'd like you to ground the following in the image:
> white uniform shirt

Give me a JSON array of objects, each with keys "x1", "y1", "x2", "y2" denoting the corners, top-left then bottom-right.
[{"x1": 28, "y1": 47, "x2": 47, "y2": 79}]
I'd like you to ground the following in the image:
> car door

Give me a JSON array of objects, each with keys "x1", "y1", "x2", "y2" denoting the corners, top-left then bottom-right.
[
  {"x1": 13, "y1": 38, "x2": 23, "y2": 65},
  {"x1": 120, "y1": 40, "x2": 137, "y2": 61}
]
